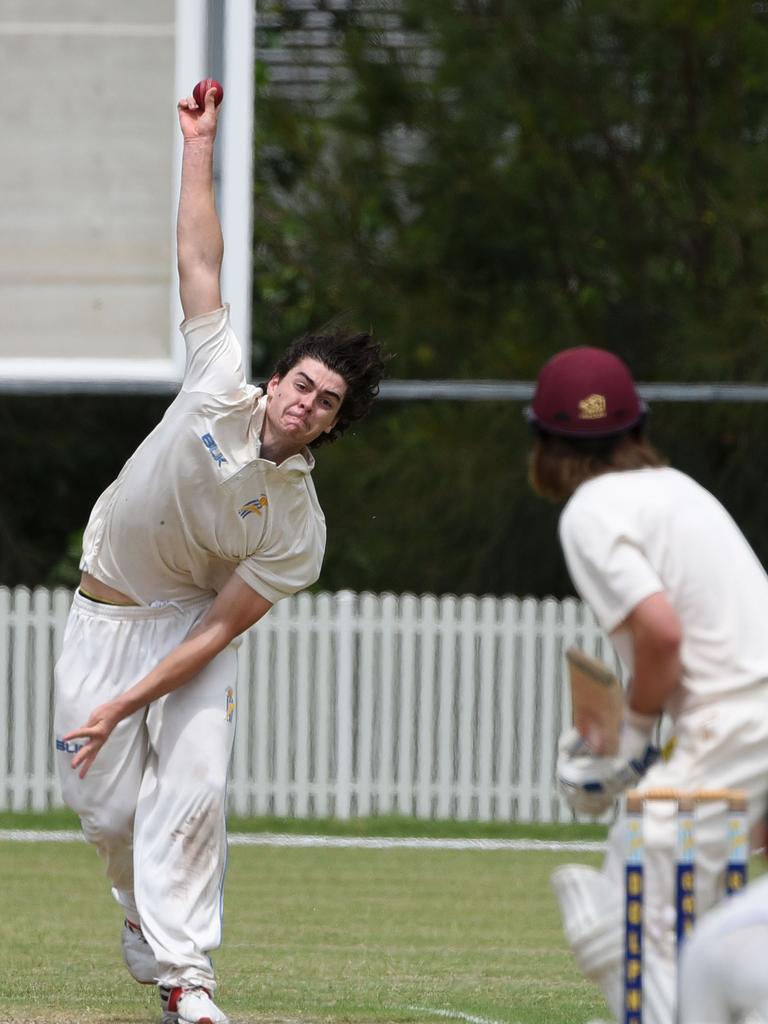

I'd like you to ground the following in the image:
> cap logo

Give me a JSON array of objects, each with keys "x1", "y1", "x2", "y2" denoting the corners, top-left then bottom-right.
[{"x1": 578, "y1": 393, "x2": 607, "y2": 420}]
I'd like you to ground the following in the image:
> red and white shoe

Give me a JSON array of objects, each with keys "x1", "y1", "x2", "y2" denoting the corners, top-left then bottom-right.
[
  {"x1": 160, "y1": 985, "x2": 229, "y2": 1024},
  {"x1": 121, "y1": 918, "x2": 159, "y2": 984},
  {"x1": 159, "y1": 985, "x2": 177, "y2": 1023}
]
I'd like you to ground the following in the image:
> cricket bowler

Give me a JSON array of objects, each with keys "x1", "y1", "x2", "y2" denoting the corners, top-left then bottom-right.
[{"x1": 53, "y1": 84, "x2": 386, "y2": 1024}]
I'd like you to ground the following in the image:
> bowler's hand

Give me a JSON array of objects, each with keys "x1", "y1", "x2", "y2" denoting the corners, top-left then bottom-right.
[
  {"x1": 62, "y1": 700, "x2": 123, "y2": 779},
  {"x1": 178, "y1": 86, "x2": 220, "y2": 142}
]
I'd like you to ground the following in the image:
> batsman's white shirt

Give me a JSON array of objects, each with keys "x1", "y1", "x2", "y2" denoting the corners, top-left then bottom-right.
[
  {"x1": 80, "y1": 304, "x2": 325, "y2": 605},
  {"x1": 559, "y1": 466, "x2": 768, "y2": 718},
  {"x1": 554, "y1": 465, "x2": 768, "y2": 1024}
]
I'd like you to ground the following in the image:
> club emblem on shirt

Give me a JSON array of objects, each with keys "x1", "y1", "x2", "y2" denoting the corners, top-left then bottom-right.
[
  {"x1": 201, "y1": 432, "x2": 228, "y2": 467},
  {"x1": 225, "y1": 687, "x2": 235, "y2": 723},
  {"x1": 238, "y1": 495, "x2": 269, "y2": 519},
  {"x1": 577, "y1": 393, "x2": 607, "y2": 420}
]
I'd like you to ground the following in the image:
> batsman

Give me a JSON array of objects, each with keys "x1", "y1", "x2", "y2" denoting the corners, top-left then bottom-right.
[
  {"x1": 527, "y1": 347, "x2": 768, "y2": 1024},
  {"x1": 52, "y1": 84, "x2": 385, "y2": 1024}
]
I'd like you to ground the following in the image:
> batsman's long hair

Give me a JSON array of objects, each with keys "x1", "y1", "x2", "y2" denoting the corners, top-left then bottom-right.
[
  {"x1": 528, "y1": 428, "x2": 666, "y2": 503},
  {"x1": 266, "y1": 327, "x2": 388, "y2": 448}
]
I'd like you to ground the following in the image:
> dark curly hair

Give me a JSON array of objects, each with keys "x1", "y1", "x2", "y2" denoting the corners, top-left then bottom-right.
[{"x1": 266, "y1": 328, "x2": 387, "y2": 448}]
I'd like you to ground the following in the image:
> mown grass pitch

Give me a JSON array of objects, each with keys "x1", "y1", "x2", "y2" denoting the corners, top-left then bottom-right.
[{"x1": 0, "y1": 815, "x2": 610, "y2": 1024}]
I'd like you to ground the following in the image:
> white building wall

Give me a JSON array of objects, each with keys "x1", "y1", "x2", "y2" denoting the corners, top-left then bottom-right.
[{"x1": 0, "y1": 3, "x2": 176, "y2": 368}]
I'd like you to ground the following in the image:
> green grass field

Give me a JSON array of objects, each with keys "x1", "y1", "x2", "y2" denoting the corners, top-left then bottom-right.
[{"x1": 0, "y1": 812, "x2": 610, "y2": 1024}]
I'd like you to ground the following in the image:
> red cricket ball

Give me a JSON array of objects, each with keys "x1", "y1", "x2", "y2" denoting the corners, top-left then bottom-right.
[{"x1": 192, "y1": 78, "x2": 224, "y2": 109}]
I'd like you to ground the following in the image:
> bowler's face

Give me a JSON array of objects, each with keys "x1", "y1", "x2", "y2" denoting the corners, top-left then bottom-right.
[{"x1": 266, "y1": 358, "x2": 347, "y2": 448}]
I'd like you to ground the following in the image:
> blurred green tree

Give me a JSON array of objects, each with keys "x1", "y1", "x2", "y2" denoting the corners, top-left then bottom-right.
[
  {"x1": 5, "y1": 1, "x2": 768, "y2": 597},
  {"x1": 251, "y1": 0, "x2": 768, "y2": 595}
]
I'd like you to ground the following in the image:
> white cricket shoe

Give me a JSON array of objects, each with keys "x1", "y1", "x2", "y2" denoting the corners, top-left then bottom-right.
[
  {"x1": 161, "y1": 985, "x2": 229, "y2": 1024},
  {"x1": 121, "y1": 918, "x2": 159, "y2": 984}
]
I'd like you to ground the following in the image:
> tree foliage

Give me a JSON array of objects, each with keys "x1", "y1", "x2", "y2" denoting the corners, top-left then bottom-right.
[
  {"x1": 0, "y1": 394, "x2": 170, "y2": 588},
  {"x1": 252, "y1": 0, "x2": 768, "y2": 595},
  {"x1": 4, "y1": 2, "x2": 768, "y2": 597}
]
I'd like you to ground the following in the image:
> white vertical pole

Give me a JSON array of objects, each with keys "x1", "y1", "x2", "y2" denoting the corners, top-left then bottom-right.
[
  {"x1": 517, "y1": 597, "x2": 538, "y2": 822},
  {"x1": 220, "y1": 0, "x2": 255, "y2": 369},
  {"x1": 293, "y1": 592, "x2": 313, "y2": 818},
  {"x1": 436, "y1": 595, "x2": 456, "y2": 819},
  {"x1": 335, "y1": 591, "x2": 355, "y2": 819},
  {"x1": 273, "y1": 598, "x2": 291, "y2": 816},
  {"x1": 170, "y1": 0, "x2": 208, "y2": 373},
  {"x1": 538, "y1": 597, "x2": 559, "y2": 823},
  {"x1": 476, "y1": 596, "x2": 496, "y2": 821},
  {"x1": 497, "y1": 597, "x2": 517, "y2": 820},
  {"x1": 11, "y1": 588, "x2": 30, "y2": 810},
  {"x1": 456, "y1": 596, "x2": 476, "y2": 820},
  {"x1": 0, "y1": 588, "x2": 10, "y2": 809},
  {"x1": 558, "y1": 598, "x2": 580, "y2": 820},
  {"x1": 315, "y1": 593, "x2": 333, "y2": 815},
  {"x1": 416, "y1": 594, "x2": 437, "y2": 818},
  {"x1": 397, "y1": 594, "x2": 417, "y2": 815},
  {"x1": 30, "y1": 588, "x2": 49, "y2": 810},
  {"x1": 357, "y1": 593, "x2": 377, "y2": 816},
  {"x1": 378, "y1": 595, "x2": 397, "y2": 813}
]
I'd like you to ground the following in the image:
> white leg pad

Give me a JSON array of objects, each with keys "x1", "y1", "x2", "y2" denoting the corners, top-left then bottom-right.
[
  {"x1": 551, "y1": 865, "x2": 623, "y2": 974},
  {"x1": 550, "y1": 865, "x2": 676, "y2": 1024}
]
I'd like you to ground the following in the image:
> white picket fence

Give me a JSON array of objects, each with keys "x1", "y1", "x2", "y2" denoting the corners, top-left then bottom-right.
[{"x1": 0, "y1": 586, "x2": 619, "y2": 822}]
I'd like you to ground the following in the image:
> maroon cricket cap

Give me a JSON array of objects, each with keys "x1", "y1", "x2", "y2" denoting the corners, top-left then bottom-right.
[{"x1": 526, "y1": 346, "x2": 647, "y2": 438}]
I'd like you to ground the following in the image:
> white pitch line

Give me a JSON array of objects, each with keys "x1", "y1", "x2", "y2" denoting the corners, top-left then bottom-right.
[
  {"x1": 225, "y1": 834, "x2": 607, "y2": 852},
  {"x1": 408, "y1": 1004, "x2": 514, "y2": 1024},
  {"x1": 0, "y1": 830, "x2": 606, "y2": 852},
  {"x1": 0, "y1": 830, "x2": 84, "y2": 843}
]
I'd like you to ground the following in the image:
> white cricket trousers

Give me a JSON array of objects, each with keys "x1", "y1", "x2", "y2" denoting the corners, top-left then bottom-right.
[{"x1": 53, "y1": 591, "x2": 238, "y2": 992}]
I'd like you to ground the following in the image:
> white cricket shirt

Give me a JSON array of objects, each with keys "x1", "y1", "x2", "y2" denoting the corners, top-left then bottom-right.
[
  {"x1": 559, "y1": 466, "x2": 768, "y2": 714},
  {"x1": 80, "y1": 306, "x2": 325, "y2": 605}
]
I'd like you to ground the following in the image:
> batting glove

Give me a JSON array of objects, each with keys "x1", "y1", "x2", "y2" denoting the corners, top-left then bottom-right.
[{"x1": 556, "y1": 724, "x2": 660, "y2": 819}]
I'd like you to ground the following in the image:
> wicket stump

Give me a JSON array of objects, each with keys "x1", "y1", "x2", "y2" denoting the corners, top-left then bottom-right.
[{"x1": 623, "y1": 787, "x2": 748, "y2": 1024}]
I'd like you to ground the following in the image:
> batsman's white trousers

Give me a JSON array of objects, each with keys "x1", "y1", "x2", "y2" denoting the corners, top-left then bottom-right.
[{"x1": 54, "y1": 591, "x2": 237, "y2": 992}]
